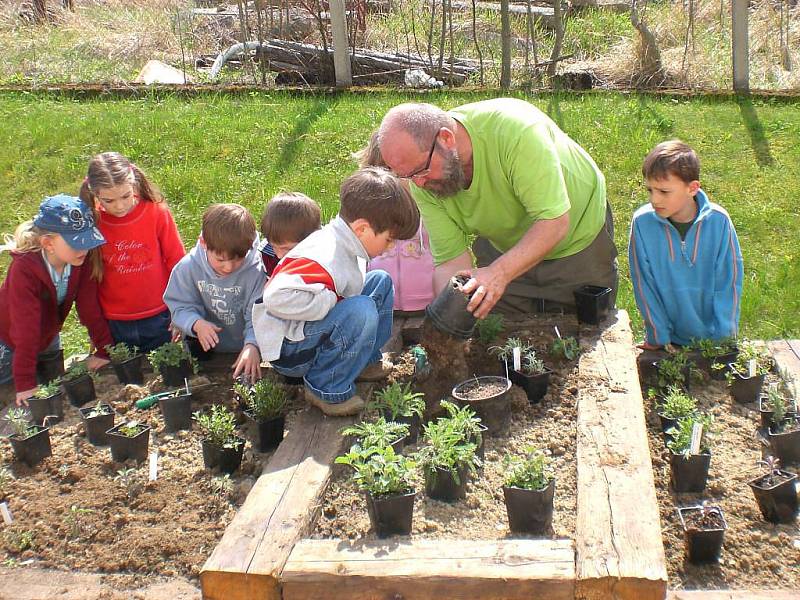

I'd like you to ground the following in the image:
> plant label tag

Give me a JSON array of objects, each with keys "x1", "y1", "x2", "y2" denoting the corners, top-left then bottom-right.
[
  {"x1": 690, "y1": 423, "x2": 703, "y2": 455},
  {"x1": 747, "y1": 359, "x2": 756, "y2": 378},
  {"x1": 554, "y1": 326, "x2": 562, "y2": 339},
  {"x1": 149, "y1": 451, "x2": 158, "y2": 481},
  {"x1": 0, "y1": 502, "x2": 12, "y2": 525},
  {"x1": 512, "y1": 347, "x2": 521, "y2": 372}
]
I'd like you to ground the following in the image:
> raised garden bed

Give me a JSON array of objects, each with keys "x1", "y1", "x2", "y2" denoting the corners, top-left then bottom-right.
[{"x1": 0, "y1": 353, "x2": 306, "y2": 586}]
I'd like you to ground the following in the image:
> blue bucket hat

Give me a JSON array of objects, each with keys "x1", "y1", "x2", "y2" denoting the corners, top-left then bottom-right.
[{"x1": 33, "y1": 194, "x2": 106, "y2": 251}]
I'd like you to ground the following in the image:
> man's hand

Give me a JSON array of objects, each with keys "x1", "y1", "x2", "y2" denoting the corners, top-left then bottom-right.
[
  {"x1": 458, "y1": 264, "x2": 510, "y2": 320},
  {"x1": 16, "y1": 388, "x2": 36, "y2": 407},
  {"x1": 87, "y1": 355, "x2": 110, "y2": 371},
  {"x1": 232, "y1": 343, "x2": 262, "y2": 381},
  {"x1": 193, "y1": 319, "x2": 222, "y2": 351}
]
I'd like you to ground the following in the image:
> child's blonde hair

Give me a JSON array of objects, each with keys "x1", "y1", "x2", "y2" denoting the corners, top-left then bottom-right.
[{"x1": 0, "y1": 221, "x2": 53, "y2": 254}]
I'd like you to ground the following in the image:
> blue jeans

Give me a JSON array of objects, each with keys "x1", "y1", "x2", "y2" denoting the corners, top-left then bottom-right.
[
  {"x1": 272, "y1": 270, "x2": 393, "y2": 403},
  {"x1": 0, "y1": 336, "x2": 61, "y2": 386},
  {"x1": 109, "y1": 308, "x2": 172, "y2": 353}
]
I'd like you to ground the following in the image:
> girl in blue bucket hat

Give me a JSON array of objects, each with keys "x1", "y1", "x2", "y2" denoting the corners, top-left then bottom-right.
[{"x1": 0, "y1": 194, "x2": 113, "y2": 407}]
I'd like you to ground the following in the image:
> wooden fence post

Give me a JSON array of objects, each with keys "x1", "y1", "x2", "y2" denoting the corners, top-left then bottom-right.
[
  {"x1": 732, "y1": 0, "x2": 749, "y2": 91},
  {"x1": 329, "y1": 0, "x2": 352, "y2": 87}
]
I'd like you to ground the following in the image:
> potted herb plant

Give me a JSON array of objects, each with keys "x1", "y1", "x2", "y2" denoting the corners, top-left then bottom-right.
[
  {"x1": 677, "y1": 502, "x2": 727, "y2": 564},
  {"x1": 748, "y1": 456, "x2": 798, "y2": 524},
  {"x1": 490, "y1": 338, "x2": 552, "y2": 405},
  {"x1": 473, "y1": 314, "x2": 505, "y2": 345},
  {"x1": 666, "y1": 413, "x2": 714, "y2": 493},
  {"x1": 652, "y1": 349, "x2": 695, "y2": 395},
  {"x1": 758, "y1": 386, "x2": 784, "y2": 430},
  {"x1": 725, "y1": 340, "x2": 771, "y2": 404},
  {"x1": 656, "y1": 386, "x2": 698, "y2": 441},
  {"x1": 28, "y1": 378, "x2": 63, "y2": 425},
  {"x1": 766, "y1": 392, "x2": 800, "y2": 464},
  {"x1": 573, "y1": 284, "x2": 612, "y2": 325},
  {"x1": 415, "y1": 416, "x2": 480, "y2": 502},
  {"x1": 368, "y1": 382, "x2": 425, "y2": 443},
  {"x1": 235, "y1": 378, "x2": 288, "y2": 452},
  {"x1": 195, "y1": 404, "x2": 246, "y2": 474},
  {"x1": 689, "y1": 337, "x2": 738, "y2": 379},
  {"x1": 341, "y1": 418, "x2": 410, "y2": 454},
  {"x1": 502, "y1": 447, "x2": 555, "y2": 535},
  {"x1": 105, "y1": 342, "x2": 144, "y2": 385},
  {"x1": 550, "y1": 336, "x2": 580, "y2": 361},
  {"x1": 438, "y1": 400, "x2": 487, "y2": 463},
  {"x1": 4, "y1": 408, "x2": 52, "y2": 467},
  {"x1": 61, "y1": 362, "x2": 96, "y2": 407},
  {"x1": 148, "y1": 342, "x2": 198, "y2": 388},
  {"x1": 424, "y1": 274, "x2": 478, "y2": 339},
  {"x1": 158, "y1": 383, "x2": 193, "y2": 432},
  {"x1": 79, "y1": 401, "x2": 115, "y2": 446},
  {"x1": 335, "y1": 444, "x2": 417, "y2": 537},
  {"x1": 106, "y1": 420, "x2": 151, "y2": 463},
  {"x1": 451, "y1": 374, "x2": 512, "y2": 434}
]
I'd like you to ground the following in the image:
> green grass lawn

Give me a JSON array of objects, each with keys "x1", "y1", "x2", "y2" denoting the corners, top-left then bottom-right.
[{"x1": 0, "y1": 90, "x2": 798, "y2": 357}]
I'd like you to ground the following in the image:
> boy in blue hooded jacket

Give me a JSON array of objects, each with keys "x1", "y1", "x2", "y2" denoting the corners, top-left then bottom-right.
[{"x1": 628, "y1": 140, "x2": 743, "y2": 350}]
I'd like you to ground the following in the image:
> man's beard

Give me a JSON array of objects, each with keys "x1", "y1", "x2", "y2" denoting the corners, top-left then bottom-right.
[{"x1": 422, "y1": 148, "x2": 466, "y2": 197}]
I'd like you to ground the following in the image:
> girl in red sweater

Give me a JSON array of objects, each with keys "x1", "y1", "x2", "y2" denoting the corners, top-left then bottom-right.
[
  {"x1": 0, "y1": 195, "x2": 113, "y2": 406},
  {"x1": 80, "y1": 152, "x2": 186, "y2": 352}
]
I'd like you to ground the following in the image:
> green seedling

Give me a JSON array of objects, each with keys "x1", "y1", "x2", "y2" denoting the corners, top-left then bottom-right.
[
  {"x1": 504, "y1": 446, "x2": 554, "y2": 491},
  {"x1": 105, "y1": 342, "x2": 139, "y2": 363},
  {"x1": 147, "y1": 341, "x2": 199, "y2": 373},
  {"x1": 194, "y1": 404, "x2": 241, "y2": 449},
  {"x1": 336, "y1": 444, "x2": 417, "y2": 498},
  {"x1": 369, "y1": 382, "x2": 425, "y2": 420},
  {"x1": 474, "y1": 314, "x2": 505, "y2": 344},
  {"x1": 666, "y1": 413, "x2": 714, "y2": 457},
  {"x1": 234, "y1": 378, "x2": 287, "y2": 421},
  {"x1": 341, "y1": 418, "x2": 410, "y2": 449},
  {"x1": 659, "y1": 386, "x2": 698, "y2": 420},
  {"x1": 551, "y1": 336, "x2": 580, "y2": 361},
  {"x1": 3, "y1": 408, "x2": 36, "y2": 439},
  {"x1": 34, "y1": 379, "x2": 61, "y2": 399}
]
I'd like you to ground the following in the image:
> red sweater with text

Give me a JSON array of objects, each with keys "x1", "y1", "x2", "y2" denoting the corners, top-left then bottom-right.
[
  {"x1": 0, "y1": 252, "x2": 113, "y2": 392},
  {"x1": 96, "y1": 200, "x2": 185, "y2": 320}
]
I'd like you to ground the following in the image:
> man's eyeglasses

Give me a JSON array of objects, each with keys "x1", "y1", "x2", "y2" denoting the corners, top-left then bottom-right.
[{"x1": 398, "y1": 133, "x2": 438, "y2": 180}]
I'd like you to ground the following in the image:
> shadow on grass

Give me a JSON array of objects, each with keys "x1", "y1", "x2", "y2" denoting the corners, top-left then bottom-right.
[
  {"x1": 736, "y1": 94, "x2": 774, "y2": 168},
  {"x1": 275, "y1": 97, "x2": 338, "y2": 173},
  {"x1": 637, "y1": 95, "x2": 674, "y2": 136},
  {"x1": 546, "y1": 94, "x2": 564, "y2": 129}
]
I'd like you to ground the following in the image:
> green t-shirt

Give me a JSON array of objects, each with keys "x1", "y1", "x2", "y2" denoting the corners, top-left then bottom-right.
[{"x1": 411, "y1": 98, "x2": 607, "y2": 264}]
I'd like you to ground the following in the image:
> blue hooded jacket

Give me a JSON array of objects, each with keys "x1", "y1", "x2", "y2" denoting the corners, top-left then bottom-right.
[{"x1": 628, "y1": 189, "x2": 743, "y2": 346}]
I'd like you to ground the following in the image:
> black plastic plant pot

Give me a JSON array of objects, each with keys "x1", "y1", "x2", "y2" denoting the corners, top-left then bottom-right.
[
  {"x1": 245, "y1": 412, "x2": 286, "y2": 453},
  {"x1": 202, "y1": 437, "x2": 246, "y2": 474},
  {"x1": 728, "y1": 366, "x2": 765, "y2": 404},
  {"x1": 573, "y1": 285, "x2": 612, "y2": 326},
  {"x1": 768, "y1": 420, "x2": 800, "y2": 464},
  {"x1": 758, "y1": 395, "x2": 774, "y2": 430},
  {"x1": 677, "y1": 505, "x2": 727, "y2": 564},
  {"x1": 670, "y1": 451, "x2": 711, "y2": 493},
  {"x1": 112, "y1": 355, "x2": 144, "y2": 385},
  {"x1": 159, "y1": 359, "x2": 194, "y2": 388},
  {"x1": 424, "y1": 275, "x2": 477, "y2": 339},
  {"x1": 281, "y1": 375, "x2": 305, "y2": 386},
  {"x1": 365, "y1": 490, "x2": 416, "y2": 537},
  {"x1": 28, "y1": 391, "x2": 64, "y2": 426},
  {"x1": 9, "y1": 426, "x2": 51, "y2": 467},
  {"x1": 107, "y1": 423, "x2": 151, "y2": 463},
  {"x1": 158, "y1": 392, "x2": 193, "y2": 432},
  {"x1": 503, "y1": 478, "x2": 556, "y2": 535},
  {"x1": 79, "y1": 405, "x2": 115, "y2": 446},
  {"x1": 36, "y1": 350, "x2": 64, "y2": 385},
  {"x1": 705, "y1": 349, "x2": 739, "y2": 380},
  {"x1": 748, "y1": 470, "x2": 799, "y2": 523},
  {"x1": 451, "y1": 376, "x2": 512, "y2": 435},
  {"x1": 63, "y1": 373, "x2": 96, "y2": 407},
  {"x1": 657, "y1": 412, "x2": 680, "y2": 443},
  {"x1": 424, "y1": 464, "x2": 470, "y2": 502},
  {"x1": 510, "y1": 367, "x2": 552, "y2": 404},
  {"x1": 186, "y1": 337, "x2": 214, "y2": 362}
]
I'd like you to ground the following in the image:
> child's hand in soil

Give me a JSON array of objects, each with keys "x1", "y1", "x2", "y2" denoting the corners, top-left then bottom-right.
[
  {"x1": 15, "y1": 388, "x2": 36, "y2": 407},
  {"x1": 232, "y1": 343, "x2": 261, "y2": 381},
  {"x1": 192, "y1": 319, "x2": 222, "y2": 351},
  {"x1": 87, "y1": 355, "x2": 110, "y2": 371}
]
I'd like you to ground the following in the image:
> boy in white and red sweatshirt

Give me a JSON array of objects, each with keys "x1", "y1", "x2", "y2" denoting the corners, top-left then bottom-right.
[{"x1": 253, "y1": 167, "x2": 420, "y2": 416}]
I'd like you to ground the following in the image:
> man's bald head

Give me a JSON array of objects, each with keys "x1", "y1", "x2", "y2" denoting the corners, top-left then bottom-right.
[{"x1": 378, "y1": 103, "x2": 451, "y2": 150}]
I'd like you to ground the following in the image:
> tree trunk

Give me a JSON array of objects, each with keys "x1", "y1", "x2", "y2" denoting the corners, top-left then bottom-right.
[
  {"x1": 630, "y1": 0, "x2": 663, "y2": 79},
  {"x1": 500, "y1": 0, "x2": 511, "y2": 88}
]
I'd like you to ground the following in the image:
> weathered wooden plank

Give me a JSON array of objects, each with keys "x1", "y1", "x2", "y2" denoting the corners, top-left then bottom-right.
[
  {"x1": 768, "y1": 340, "x2": 800, "y2": 397},
  {"x1": 575, "y1": 309, "x2": 668, "y2": 600},
  {"x1": 667, "y1": 591, "x2": 800, "y2": 600},
  {"x1": 200, "y1": 408, "x2": 353, "y2": 600},
  {"x1": 282, "y1": 538, "x2": 575, "y2": 600}
]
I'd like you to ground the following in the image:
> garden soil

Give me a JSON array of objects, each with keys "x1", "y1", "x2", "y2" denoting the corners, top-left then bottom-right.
[
  {"x1": 314, "y1": 314, "x2": 585, "y2": 542},
  {"x1": 646, "y1": 371, "x2": 800, "y2": 589},
  {"x1": 0, "y1": 366, "x2": 307, "y2": 584}
]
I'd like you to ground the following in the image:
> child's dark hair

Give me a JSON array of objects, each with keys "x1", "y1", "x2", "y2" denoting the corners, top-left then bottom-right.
[
  {"x1": 642, "y1": 140, "x2": 700, "y2": 183},
  {"x1": 79, "y1": 152, "x2": 164, "y2": 281},
  {"x1": 261, "y1": 192, "x2": 321, "y2": 245},
  {"x1": 339, "y1": 167, "x2": 420, "y2": 240},
  {"x1": 202, "y1": 204, "x2": 257, "y2": 259}
]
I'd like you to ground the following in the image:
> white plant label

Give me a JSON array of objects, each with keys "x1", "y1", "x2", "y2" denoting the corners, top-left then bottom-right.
[
  {"x1": 512, "y1": 347, "x2": 521, "y2": 372},
  {"x1": 0, "y1": 502, "x2": 12, "y2": 525},
  {"x1": 689, "y1": 423, "x2": 703, "y2": 455},
  {"x1": 149, "y1": 451, "x2": 159, "y2": 482},
  {"x1": 747, "y1": 359, "x2": 756, "y2": 378},
  {"x1": 554, "y1": 326, "x2": 562, "y2": 340}
]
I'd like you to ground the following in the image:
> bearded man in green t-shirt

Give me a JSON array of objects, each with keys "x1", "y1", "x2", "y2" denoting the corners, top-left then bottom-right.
[{"x1": 377, "y1": 97, "x2": 618, "y2": 319}]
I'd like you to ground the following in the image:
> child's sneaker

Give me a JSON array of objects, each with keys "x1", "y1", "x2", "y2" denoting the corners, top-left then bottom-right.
[
  {"x1": 357, "y1": 355, "x2": 393, "y2": 382},
  {"x1": 305, "y1": 388, "x2": 365, "y2": 416}
]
